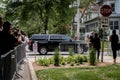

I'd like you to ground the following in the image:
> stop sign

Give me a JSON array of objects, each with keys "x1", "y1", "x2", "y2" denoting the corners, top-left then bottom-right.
[{"x1": 100, "y1": 5, "x2": 112, "y2": 17}]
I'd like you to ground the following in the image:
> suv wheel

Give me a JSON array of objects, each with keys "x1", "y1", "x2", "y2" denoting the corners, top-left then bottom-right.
[
  {"x1": 78, "y1": 48, "x2": 84, "y2": 54},
  {"x1": 39, "y1": 47, "x2": 48, "y2": 55}
]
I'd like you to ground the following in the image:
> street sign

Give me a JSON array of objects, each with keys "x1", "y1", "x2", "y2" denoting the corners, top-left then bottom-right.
[
  {"x1": 100, "y1": 5, "x2": 112, "y2": 17},
  {"x1": 101, "y1": 17, "x2": 109, "y2": 28},
  {"x1": 33, "y1": 41, "x2": 38, "y2": 61}
]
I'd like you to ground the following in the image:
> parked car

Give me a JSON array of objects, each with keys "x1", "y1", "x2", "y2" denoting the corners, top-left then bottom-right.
[
  {"x1": 29, "y1": 34, "x2": 88, "y2": 54},
  {"x1": 29, "y1": 34, "x2": 73, "y2": 54}
]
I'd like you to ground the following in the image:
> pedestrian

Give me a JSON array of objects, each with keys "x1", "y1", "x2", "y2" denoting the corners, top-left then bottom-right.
[
  {"x1": 86, "y1": 34, "x2": 90, "y2": 47},
  {"x1": 0, "y1": 21, "x2": 19, "y2": 55},
  {"x1": 109, "y1": 30, "x2": 119, "y2": 63},
  {"x1": 0, "y1": 16, "x2": 3, "y2": 80},
  {"x1": 89, "y1": 32, "x2": 94, "y2": 47},
  {"x1": 93, "y1": 33, "x2": 101, "y2": 60}
]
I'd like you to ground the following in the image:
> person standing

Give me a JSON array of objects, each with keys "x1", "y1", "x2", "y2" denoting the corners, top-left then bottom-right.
[
  {"x1": 109, "y1": 30, "x2": 119, "y2": 63},
  {"x1": 0, "y1": 21, "x2": 18, "y2": 54},
  {"x1": 86, "y1": 34, "x2": 90, "y2": 47},
  {"x1": 93, "y1": 33, "x2": 101, "y2": 60},
  {"x1": 0, "y1": 16, "x2": 3, "y2": 80},
  {"x1": 89, "y1": 32, "x2": 94, "y2": 47}
]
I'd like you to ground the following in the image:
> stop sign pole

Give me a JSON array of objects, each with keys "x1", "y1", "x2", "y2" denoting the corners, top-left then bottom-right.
[{"x1": 100, "y1": 4, "x2": 112, "y2": 62}]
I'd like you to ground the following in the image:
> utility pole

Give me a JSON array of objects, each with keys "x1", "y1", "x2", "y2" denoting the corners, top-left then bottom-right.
[{"x1": 76, "y1": 0, "x2": 80, "y2": 40}]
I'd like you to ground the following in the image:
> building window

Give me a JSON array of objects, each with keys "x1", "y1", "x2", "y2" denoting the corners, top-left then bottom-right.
[
  {"x1": 110, "y1": 21, "x2": 113, "y2": 29},
  {"x1": 85, "y1": 25, "x2": 90, "y2": 32},
  {"x1": 110, "y1": 21, "x2": 119, "y2": 30},
  {"x1": 111, "y1": 3, "x2": 115, "y2": 12},
  {"x1": 114, "y1": 21, "x2": 119, "y2": 29}
]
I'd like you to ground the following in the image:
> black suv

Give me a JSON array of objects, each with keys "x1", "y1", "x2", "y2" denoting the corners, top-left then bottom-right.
[{"x1": 29, "y1": 34, "x2": 74, "y2": 54}]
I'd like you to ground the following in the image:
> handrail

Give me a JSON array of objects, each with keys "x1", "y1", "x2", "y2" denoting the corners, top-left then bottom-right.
[
  {"x1": 1, "y1": 50, "x2": 13, "y2": 59},
  {"x1": 0, "y1": 43, "x2": 26, "y2": 80}
]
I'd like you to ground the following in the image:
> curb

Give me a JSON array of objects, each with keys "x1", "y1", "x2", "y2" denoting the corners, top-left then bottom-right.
[{"x1": 28, "y1": 61, "x2": 38, "y2": 80}]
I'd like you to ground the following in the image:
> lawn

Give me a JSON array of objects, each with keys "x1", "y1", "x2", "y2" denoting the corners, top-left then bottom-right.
[{"x1": 36, "y1": 64, "x2": 120, "y2": 80}]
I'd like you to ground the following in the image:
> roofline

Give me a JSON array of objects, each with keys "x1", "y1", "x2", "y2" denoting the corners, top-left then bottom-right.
[{"x1": 83, "y1": 17, "x2": 100, "y2": 23}]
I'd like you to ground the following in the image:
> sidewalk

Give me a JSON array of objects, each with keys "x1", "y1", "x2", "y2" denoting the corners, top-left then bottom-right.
[
  {"x1": 16, "y1": 59, "x2": 32, "y2": 80},
  {"x1": 15, "y1": 58, "x2": 37, "y2": 80},
  {"x1": 100, "y1": 56, "x2": 120, "y2": 63}
]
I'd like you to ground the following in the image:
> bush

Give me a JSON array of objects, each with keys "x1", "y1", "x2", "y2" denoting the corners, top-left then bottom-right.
[
  {"x1": 59, "y1": 55, "x2": 64, "y2": 63},
  {"x1": 82, "y1": 55, "x2": 88, "y2": 62},
  {"x1": 43, "y1": 59, "x2": 50, "y2": 66},
  {"x1": 74, "y1": 54, "x2": 84, "y2": 64},
  {"x1": 37, "y1": 57, "x2": 50, "y2": 66},
  {"x1": 67, "y1": 55, "x2": 75, "y2": 64},
  {"x1": 54, "y1": 48, "x2": 60, "y2": 66},
  {"x1": 69, "y1": 48, "x2": 74, "y2": 56},
  {"x1": 37, "y1": 57, "x2": 43, "y2": 65},
  {"x1": 61, "y1": 60, "x2": 66, "y2": 65},
  {"x1": 88, "y1": 48, "x2": 96, "y2": 65},
  {"x1": 70, "y1": 62, "x2": 75, "y2": 66},
  {"x1": 48, "y1": 57, "x2": 54, "y2": 64},
  {"x1": 76, "y1": 63, "x2": 80, "y2": 65}
]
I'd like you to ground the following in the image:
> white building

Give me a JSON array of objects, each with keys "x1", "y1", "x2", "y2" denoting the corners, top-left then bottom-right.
[{"x1": 83, "y1": 0, "x2": 120, "y2": 39}]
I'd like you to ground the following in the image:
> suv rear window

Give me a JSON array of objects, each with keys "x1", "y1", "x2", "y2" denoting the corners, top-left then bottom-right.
[{"x1": 31, "y1": 34, "x2": 49, "y2": 40}]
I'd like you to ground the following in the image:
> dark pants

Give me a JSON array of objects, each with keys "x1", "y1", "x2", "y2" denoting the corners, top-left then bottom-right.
[
  {"x1": 112, "y1": 49, "x2": 117, "y2": 59},
  {"x1": 95, "y1": 49, "x2": 100, "y2": 60},
  {"x1": 111, "y1": 43, "x2": 118, "y2": 60}
]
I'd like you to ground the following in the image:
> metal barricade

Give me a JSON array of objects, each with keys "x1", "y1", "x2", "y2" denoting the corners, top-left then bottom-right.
[
  {"x1": 0, "y1": 50, "x2": 16, "y2": 80},
  {"x1": 0, "y1": 43, "x2": 26, "y2": 80}
]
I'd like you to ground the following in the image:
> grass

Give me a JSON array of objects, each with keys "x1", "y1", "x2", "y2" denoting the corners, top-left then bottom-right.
[{"x1": 36, "y1": 64, "x2": 120, "y2": 80}]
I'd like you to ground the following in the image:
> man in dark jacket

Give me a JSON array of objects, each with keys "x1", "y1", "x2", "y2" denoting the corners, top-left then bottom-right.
[{"x1": 93, "y1": 33, "x2": 101, "y2": 60}]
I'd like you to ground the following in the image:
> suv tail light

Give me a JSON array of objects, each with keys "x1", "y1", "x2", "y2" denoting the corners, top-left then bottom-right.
[{"x1": 29, "y1": 40, "x2": 32, "y2": 46}]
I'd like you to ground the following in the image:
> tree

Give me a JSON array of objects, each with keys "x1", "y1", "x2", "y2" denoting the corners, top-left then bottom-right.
[
  {"x1": 0, "y1": 1, "x2": 6, "y2": 18},
  {"x1": 1, "y1": 0, "x2": 95, "y2": 36},
  {"x1": 3, "y1": 0, "x2": 75, "y2": 35}
]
